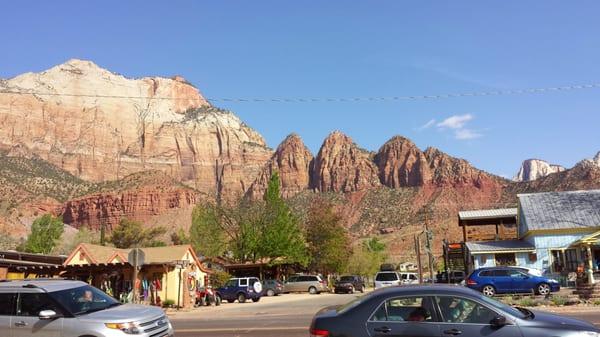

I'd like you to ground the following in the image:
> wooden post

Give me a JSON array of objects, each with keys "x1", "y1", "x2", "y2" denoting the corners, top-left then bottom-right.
[
  {"x1": 415, "y1": 234, "x2": 423, "y2": 284},
  {"x1": 587, "y1": 245, "x2": 595, "y2": 284}
]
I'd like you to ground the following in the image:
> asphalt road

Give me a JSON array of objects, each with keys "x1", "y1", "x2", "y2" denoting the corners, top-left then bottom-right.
[{"x1": 168, "y1": 292, "x2": 600, "y2": 337}]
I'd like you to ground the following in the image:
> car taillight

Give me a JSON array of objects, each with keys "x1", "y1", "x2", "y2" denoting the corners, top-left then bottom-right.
[
  {"x1": 466, "y1": 279, "x2": 477, "y2": 286},
  {"x1": 310, "y1": 328, "x2": 330, "y2": 337}
]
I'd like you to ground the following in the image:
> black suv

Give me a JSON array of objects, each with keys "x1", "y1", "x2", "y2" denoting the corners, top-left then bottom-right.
[{"x1": 334, "y1": 275, "x2": 365, "y2": 294}]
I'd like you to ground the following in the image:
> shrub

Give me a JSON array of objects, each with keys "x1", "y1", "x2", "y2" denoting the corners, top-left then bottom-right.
[
  {"x1": 517, "y1": 297, "x2": 538, "y2": 307},
  {"x1": 593, "y1": 299, "x2": 600, "y2": 306},
  {"x1": 550, "y1": 296, "x2": 567, "y2": 306},
  {"x1": 162, "y1": 299, "x2": 175, "y2": 308}
]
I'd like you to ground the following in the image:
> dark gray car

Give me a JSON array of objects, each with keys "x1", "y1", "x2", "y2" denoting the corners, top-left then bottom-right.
[{"x1": 310, "y1": 284, "x2": 599, "y2": 337}]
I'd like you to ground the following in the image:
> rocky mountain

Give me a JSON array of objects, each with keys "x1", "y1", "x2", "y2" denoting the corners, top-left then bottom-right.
[
  {"x1": 582, "y1": 151, "x2": 600, "y2": 168},
  {"x1": 2, "y1": 60, "x2": 599, "y2": 258},
  {"x1": 246, "y1": 133, "x2": 313, "y2": 199},
  {"x1": 310, "y1": 131, "x2": 381, "y2": 193},
  {"x1": 513, "y1": 159, "x2": 565, "y2": 182},
  {"x1": 0, "y1": 59, "x2": 272, "y2": 198}
]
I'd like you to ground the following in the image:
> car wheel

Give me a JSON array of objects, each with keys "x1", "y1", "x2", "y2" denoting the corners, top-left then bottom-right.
[
  {"x1": 252, "y1": 297, "x2": 261, "y2": 302},
  {"x1": 215, "y1": 295, "x2": 221, "y2": 306},
  {"x1": 349, "y1": 286, "x2": 355, "y2": 294},
  {"x1": 227, "y1": 299, "x2": 235, "y2": 303},
  {"x1": 482, "y1": 285, "x2": 496, "y2": 297},
  {"x1": 360, "y1": 286, "x2": 364, "y2": 293},
  {"x1": 267, "y1": 289, "x2": 275, "y2": 296},
  {"x1": 238, "y1": 293, "x2": 247, "y2": 303},
  {"x1": 309, "y1": 286, "x2": 317, "y2": 294},
  {"x1": 537, "y1": 283, "x2": 551, "y2": 295}
]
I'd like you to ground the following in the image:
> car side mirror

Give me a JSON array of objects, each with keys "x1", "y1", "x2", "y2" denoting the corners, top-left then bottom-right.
[
  {"x1": 490, "y1": 315, "x2": 507, "y2": 328},
  {"x1": 39, "y1": 310, "x2": 59, "y2": 320}
]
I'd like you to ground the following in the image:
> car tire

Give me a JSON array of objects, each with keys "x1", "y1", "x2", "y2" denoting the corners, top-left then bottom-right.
[
  {"x1": 349, "y1": 286, "x2": 355, "y2": 294},
  {"x1": 309, "y1": 286, "x2": 317, "y2": 294},
  {"x1": 537, "y1": 283, "x2": 551, "y2": 296},
  {"x1": 215, "y1": 295, "x2": 221, "y2": 306},
  {"x1": 267, "y1": 289, "x2": 275, "y2": 296},
  {"x1": 360, "y1": 286, "x2": 364, "y2": 293},
  {"x1": 238, "y1": 293, "x2": 247, "y2": 303},
  {"x1": 252, "y1": 297, "x2": 260, "y2": 302},
  {"x1": 482, "y1": 285, "x2": 496, "y2": 297}
]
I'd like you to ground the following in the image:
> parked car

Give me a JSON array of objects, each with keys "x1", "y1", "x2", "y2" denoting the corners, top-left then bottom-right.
[
  {"x1": 218, "y1": 277, "x2": 263, "y2": 303},
  {"x1": 436, "y1": 270, "x2": 467, "y2": 284},
  {"x1": 334, "y1": 275, "x2": 365, "y2": 294},
  {"x1": 283, "y1": 275, "x2": 328, "y2": 294},
  {"x1": 195, "y1": 286, "x2": 221, "y2": 306},
  {"x1": 309, "y1": 284, "x2": 599, "y2": 337},
  {"x1": 399, "y1": 272, "x2": 419, "y2": 284},
  {"x1": 374, "y1": 271, "x2": 401, "y2": 289},
  {"x1": 262, "y1": 279, "x2": 284, "y2": 296},
  {"x1": 466, "y1": 267, "x2": 560, "y2": 296},
  {"x1": 0, "y1": 279, "x2": 174, "y2": 337}
]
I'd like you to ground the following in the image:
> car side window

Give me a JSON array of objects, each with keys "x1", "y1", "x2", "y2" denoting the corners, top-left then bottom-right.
[
  {"x1": 508, "y1": 270, "x2": 526, "y2": 278},
  {"x1": 239, "y1": 279, "x2": 248, "y2": 287},
  {"x1": 436, "y1": 296, "x2": 497, "y2": 324},
  {"x1": 18, "y1": 293, "x2": 62, "y2": 317},
  {"x1": 287, "y1": 277, "x2": 297, "y2": 283},
  {"x1": 492, "y1": 270, "x2": 509, "y2": 277},
  {"x1": 0, "y1": 293, "x2": 16, "y2": 315},
  {"x1": 370, "y1": 297, "x2": 435, "y2": 322}
]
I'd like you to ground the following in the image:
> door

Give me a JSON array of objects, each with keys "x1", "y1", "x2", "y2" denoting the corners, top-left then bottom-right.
[
  {"x1": 366, "y1": 296, "x2": 440, "y2": 337},
  {"x1": 298, "y1": 276, "x2": 311, "y2": 291},
  {"x1": 435, "y1": 296, "x2": 521, "y2": 337},
  {"x1": 221, "y1": 279, "x2": 237, "y2": 300},
  {"x1": 284, "y1": 276, "x2": 298, "y2": 292},
  {"x1": 13, "y1": 292, "x2": 63, "y2": 337},
  {"x1": 0, "y1": 293, "x2": 16, "y2": 337},
  {"x1": 507, "y1": 269, "x2": 530, "y2": 292},
  {"x1": 491, "y1": 270, "x2": 511, "y2": 292}
]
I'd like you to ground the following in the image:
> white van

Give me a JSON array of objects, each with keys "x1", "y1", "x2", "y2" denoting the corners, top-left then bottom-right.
[{"x1": 374, "y1": 271, "x2": 401, "y2": 288}]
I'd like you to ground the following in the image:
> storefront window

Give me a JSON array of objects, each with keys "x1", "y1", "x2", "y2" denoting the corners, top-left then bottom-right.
[{"x1": 495, "y1": 253, "x2": 515, "y2": 266}]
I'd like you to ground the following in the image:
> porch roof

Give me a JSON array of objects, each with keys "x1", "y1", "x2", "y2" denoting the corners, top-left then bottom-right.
[{"x1": 465, "y1": 239, "x2": 535, "y2": 254}]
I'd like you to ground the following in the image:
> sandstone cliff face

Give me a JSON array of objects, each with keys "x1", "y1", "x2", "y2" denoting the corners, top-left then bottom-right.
[
  {"x1": 59, "y1": 171, "x2": 200, "y2": 230},
  {"x1": 311, "y1": 131, "x2": 380, "y2": 192},
  {"x1": 247, "y1": 134, "x2": 313, "y2": 199},
  {"x1": 423, "y1": 147, "x2": 503, "y2": 188},
  {"x1": 0, "y1": 59, "x2": 272, "y2": 198},
  {"x1": 375, "y1": 136, "x2": 430, "y2": 187},
  {"x1": 513, "y1": 159, "x2": 565, "y2": 182}
]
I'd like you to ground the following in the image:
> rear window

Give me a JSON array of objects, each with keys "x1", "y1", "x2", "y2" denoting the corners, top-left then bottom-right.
[
  {"x1": 376, "y1": 272, "x2": 399, "y2": 281},
  {"x1": 340, "y1": 276, "x2": 354, "y2": 282}
]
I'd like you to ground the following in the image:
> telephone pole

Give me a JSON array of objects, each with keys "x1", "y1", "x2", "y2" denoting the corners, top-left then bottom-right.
[{"x1": 414, "y1": 234, "x2": 423, "y2": 283}]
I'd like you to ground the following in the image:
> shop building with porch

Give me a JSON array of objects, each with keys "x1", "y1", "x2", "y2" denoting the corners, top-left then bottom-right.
[
  {"x1": 62, "y1": 243, "x2": 209, "y2": 308},
  {"x1": 462, "y1": 189, "x2": 600, "y2": 284}
]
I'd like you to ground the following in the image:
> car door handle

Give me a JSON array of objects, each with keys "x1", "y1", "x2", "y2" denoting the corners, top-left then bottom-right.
[
  {"x1": 374, "y1": 326, "x2": 392, "y2": 333},
  {"x1": 443, "y1": 329, "x2": 462, "y2": 335},
  {"x1": 14, "y1": 321, "x2": 28, "y2": 327}
]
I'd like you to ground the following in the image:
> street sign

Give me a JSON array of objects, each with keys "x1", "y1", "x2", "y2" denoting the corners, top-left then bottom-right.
[{"x1": 128, "y1": 248, "x2": 145, "y2": 267}]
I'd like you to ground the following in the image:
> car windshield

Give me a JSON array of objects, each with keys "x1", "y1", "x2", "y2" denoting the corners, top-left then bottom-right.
[
  {"x1": 477, "y1": 293, "x2": 527, "y2": 319},
  {"x1": 49, "y1": 285, "x2": 121, "y2": 316},
  {"x1": 340, "y1": 276, "x2": 354, "y2": 282},
  {"x1": 376, "y1": 273, "x2": 398, "y2": 281}
]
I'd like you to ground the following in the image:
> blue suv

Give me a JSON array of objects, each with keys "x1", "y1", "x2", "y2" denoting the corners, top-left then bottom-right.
[
  {"x1": 218, "y1": 277, "x2": 263, "y2": 303},
  {"x1": 466, "y1": 266, "x2": 560, "y2": 296}
]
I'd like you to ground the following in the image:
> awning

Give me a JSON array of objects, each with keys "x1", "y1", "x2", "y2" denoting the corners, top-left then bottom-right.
[
  {"x1": 571, "y1": 229, "x2": 600, "y2": 246},
  {"x1": 465, "y1": 240, "x2": 535, "y2": 255}
]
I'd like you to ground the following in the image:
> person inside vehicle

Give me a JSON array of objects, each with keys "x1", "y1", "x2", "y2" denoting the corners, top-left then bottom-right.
[{"x1": 407, "y1": 307, "x2": 429, "y2": 322}]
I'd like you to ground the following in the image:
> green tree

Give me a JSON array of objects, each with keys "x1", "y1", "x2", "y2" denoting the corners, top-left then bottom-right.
[
  {"x1": 170, "y1": 228, "x2": 190, "y2": 245},
  {"x1": 259, "y1": 172, "x2": 308, "y2": 266},
  {"x1": 305, "y1": 199, "x2": 351, "y2": 274},
  {"x1": 22, "y1": 214, "x2": 64, "y2": 254},
  {"x1": 346, "y1": 238, "x2": 387, "y2": 277},
  {"x1": 190, "y1": 204, "x2": 227, "y2": 258},
  {"x1": 108, "y1": 219, "x2": 167, "y2": 248}
]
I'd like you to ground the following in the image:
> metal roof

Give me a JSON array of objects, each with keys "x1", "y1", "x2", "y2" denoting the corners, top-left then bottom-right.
[
  {"x1": 518, "y1": 189, "x2": 600, "y2": 231},
  {"x1": 465, "y1": 240, "x2": 535, "y2": 254},
  {"x1": 458, "y1": 208, "x2": 517, "y2": 221}
]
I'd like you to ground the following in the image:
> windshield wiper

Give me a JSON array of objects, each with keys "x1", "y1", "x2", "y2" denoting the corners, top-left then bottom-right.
[{"x1": 515, "y1": 306, "x2": 534, "y2": 319}]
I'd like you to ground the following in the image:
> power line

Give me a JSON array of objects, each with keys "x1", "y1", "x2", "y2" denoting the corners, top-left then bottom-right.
[{"x1": 1, "y1": 82, "x2": 600, "y2": 103}]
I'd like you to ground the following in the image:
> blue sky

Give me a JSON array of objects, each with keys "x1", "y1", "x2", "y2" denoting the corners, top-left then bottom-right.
[{"x1": 1, "y1": 1, "x2": 600, "y2": 177}]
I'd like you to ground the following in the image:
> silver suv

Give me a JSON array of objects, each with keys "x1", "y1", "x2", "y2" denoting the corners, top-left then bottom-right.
[{"x1": 0, "y1": 279, "x2": 174, "y2": 337}]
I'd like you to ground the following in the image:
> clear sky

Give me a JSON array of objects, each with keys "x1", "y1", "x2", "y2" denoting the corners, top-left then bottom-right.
[{"x1": 1, "y1": 1, "x2": 599, "y2": 178}]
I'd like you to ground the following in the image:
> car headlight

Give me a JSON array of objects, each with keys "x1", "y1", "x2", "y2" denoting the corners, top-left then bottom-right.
[{"x1": 105, "y1": 322, "x2": 140, "y2": 334}]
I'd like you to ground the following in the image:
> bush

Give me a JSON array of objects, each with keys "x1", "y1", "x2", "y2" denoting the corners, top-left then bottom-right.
[
  {"x1": 162, "y1": 299, "x2": 175, "y2": 308},
  {"x1": 592, "y1": 299, "x2": 600, "y2": 306},
  {"x1": 550, "y1": 296, "x2": 567, "y2": 306},
  {"x1": 517, "y1": 297, "x2": 539, "y2": 307},
  {"x1": 210, "y1": 271, "x2": 232, "y2": 288}
]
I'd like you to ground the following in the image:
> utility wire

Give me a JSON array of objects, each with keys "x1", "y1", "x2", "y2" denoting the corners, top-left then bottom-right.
[{"x1": 1, "y1": 83, "x2": 600, "y2": 103}]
